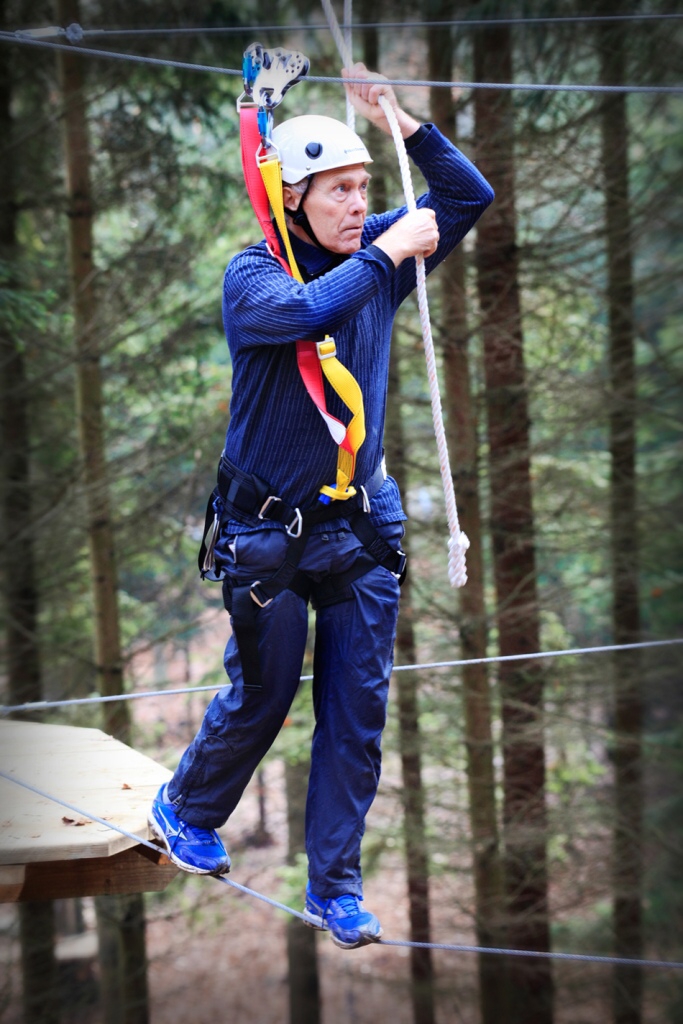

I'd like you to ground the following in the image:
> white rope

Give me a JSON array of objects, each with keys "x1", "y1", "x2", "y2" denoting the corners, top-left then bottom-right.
[
  {"x1": 343, "y1": 0, "x2": 355, "y2": 131},
  {"x1": 321, "y1": 0, "x2": 468, "y2": 588}
]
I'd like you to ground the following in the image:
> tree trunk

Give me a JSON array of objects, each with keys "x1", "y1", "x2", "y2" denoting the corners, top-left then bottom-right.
[
  {"x1": 285, "y1": 758, "x2": 321, "y2": 1024},
  {"x1": 597, "y1": 11, "x2": 643, "y2": 1024},
  {"x1": 19, "y1": 903, "x2": 61, "y2": 1024},
  {"x1": 94, "y1": 894, "x2": 149, "y2": 1024},
  {"x1": 56, "y1": 3, "x2": 149, "y2": 1021},
  {"x1": 0, "y1": 9, "x2": 42, "y2": 720},
  {"x1": 427, "y1": 13, "x2": 505, "y2": 1023},
  {"x1": 55, "y1": 0, "x2": 128, "y2": 741},
  {"x1": 366, "y1": 13, "x2": 435, "y2": 1023},
  {"x1": 253, "y1": 767, "x2": 272, "y2": 846},
  {"x1": 1, "y1": 11, "x2": 62, "y2": 1022},
  {"x1": 472, "y1": 20, "x2": 553, "y2": 1024}
]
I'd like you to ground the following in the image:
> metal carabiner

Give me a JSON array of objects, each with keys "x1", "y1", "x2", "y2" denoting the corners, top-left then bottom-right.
[
  {"x1": 250, "y1": 581, "x2": 273, "y2": 608},
  {"x1": 286, "y1": 508, "x2": 303, "y2": 539}
]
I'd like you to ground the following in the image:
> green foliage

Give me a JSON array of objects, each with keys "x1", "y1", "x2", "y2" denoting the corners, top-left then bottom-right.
[
  {"x1": 270, "y1": 671, "x2": 316, "y2": 766},
  {"x1": 551, "y1": 898, "x2": 613, "y2": 955},
  {"x1": 0, "y1": 260, "x2": 56, "y2": 334},
  {"x1": 276, "y1": 851, "x2": 309, "y2": 914}
]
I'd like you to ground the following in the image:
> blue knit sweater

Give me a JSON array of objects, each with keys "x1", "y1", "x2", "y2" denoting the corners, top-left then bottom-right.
[{"x1": 221, "y1": 123, "x2": 494, "y2": 530}]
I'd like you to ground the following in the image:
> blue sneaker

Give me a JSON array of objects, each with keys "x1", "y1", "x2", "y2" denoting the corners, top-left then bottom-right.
[
  {"x1": 303, "y1": 887, "x2": 383, "y2": 949},
  {"x1": 147, "y1": 784, "x2": 230, "y2": 876}
]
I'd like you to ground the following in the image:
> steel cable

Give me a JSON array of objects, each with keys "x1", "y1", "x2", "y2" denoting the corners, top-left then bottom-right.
[
  {"x1": 1, "y1": 31, "x2": 682, "y2": 94},
  {"x1": 2, "y1": 767, "x2": 683, "y2": 970},
  {"x1": 2, "y1": 638, "x2": 681, "y2": 716}
]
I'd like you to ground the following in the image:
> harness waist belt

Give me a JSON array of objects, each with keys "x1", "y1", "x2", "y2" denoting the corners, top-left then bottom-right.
[{"x1": 217, "y1": 454, "x2": 387, "y2": 530}]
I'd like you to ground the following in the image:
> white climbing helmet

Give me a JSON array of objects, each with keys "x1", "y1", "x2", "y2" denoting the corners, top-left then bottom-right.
[{"x1": 271, "y1": 114, "x2": 372, "y2": 184}]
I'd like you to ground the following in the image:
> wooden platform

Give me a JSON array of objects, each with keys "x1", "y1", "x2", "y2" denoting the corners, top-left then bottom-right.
[{"x1": 0, "y1": 720, "x2": 179, "y2": 902}]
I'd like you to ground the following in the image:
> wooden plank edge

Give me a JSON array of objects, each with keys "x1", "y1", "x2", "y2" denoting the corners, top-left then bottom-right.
[{"x1": 0, "y1": 845, "x2": 179, "y2": 903}]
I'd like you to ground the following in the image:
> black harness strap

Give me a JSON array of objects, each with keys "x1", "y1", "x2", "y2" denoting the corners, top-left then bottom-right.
[
  {"x1": 202, "y1": 455, "x2": 406, "y2": 692},
  {"x1": 346, "y1": 507, "x2": 406, "y2": 578}
]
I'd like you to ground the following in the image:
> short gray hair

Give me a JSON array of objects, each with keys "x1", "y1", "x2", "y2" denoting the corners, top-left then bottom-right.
[{"x1": 286, "y1": 177, "x2": 310, "y2": 196}]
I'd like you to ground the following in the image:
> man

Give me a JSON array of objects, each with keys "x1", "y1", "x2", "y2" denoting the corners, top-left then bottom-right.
[{"x1": 149, "y1": 64, "x2": 494, "y2": 949}]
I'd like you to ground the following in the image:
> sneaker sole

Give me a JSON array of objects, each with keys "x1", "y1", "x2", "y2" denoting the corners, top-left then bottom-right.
[
  {"x1": 330, "y1": 931, "x2": 383, "y2": 950},
  {"x1": 303, "y1": 909, "x2": 326, "y2": 931},
  {"x1": 147, "y1": 812, "x2": 231, "y2": 877},
  {"x1": 303, "y1": 909, "x2": 382, "y2": 949}
]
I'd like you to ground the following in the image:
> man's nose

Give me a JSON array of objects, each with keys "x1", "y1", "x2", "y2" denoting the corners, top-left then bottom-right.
[{"x1": 348, "y1": 188, "x2": 367, "y2": 213}]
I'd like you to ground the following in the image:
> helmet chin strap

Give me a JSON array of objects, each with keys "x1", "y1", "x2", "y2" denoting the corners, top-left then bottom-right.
[{"x1": 284, "y1": 177, "x2": 341, "y2": 258}]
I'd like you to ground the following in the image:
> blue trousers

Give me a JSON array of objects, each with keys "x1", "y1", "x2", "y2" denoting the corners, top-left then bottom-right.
[{"x1": 167, "y1": 523, "x2": 402, "y2": 899}]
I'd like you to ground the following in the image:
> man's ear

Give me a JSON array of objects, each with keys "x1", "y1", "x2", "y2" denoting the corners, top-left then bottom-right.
[{"x1": 282, "y1": 185, "x2": 301, "y2": 212}]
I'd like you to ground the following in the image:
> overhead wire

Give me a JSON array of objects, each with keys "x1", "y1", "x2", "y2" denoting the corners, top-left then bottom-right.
[
  {"x1": 1, "y1": 30, "x2": 682, "y2": 95},
  {"x1": 2, "y1": 766, "x2": 683, "y2": 971},
  {"x1": 12, "y1": 12, "x2": 683, "y2": 38},
  {"x1": 2, "y1": 638, "x2": 681, "y2": 716}
]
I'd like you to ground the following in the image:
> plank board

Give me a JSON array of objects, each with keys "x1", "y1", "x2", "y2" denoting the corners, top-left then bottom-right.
[
  {"x1": 7, "y1": 846, "x2": 178, "y2": 902},
  {"x1": 0, "y1": 720, "x2": 172, "y2": 864}
]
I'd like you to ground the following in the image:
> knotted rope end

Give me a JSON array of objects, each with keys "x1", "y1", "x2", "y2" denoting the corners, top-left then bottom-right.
[{"x1": 448, "y1": 532, "x2": 470, "y2": 588}]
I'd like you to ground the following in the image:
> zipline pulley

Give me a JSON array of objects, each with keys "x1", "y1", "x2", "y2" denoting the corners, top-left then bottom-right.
[{"x1": 239, "y1": 41, "x2": 310, "y2": 143}]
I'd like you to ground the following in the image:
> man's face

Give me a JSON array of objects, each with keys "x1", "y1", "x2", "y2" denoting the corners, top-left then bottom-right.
[{"x1": 284, "y1": 164, "x2": 370, "y2": 254}]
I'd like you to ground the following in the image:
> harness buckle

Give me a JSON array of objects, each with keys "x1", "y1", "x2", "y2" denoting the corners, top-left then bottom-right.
[
  {"x1": 360, "y1": 485, "x2": 371, "y2": 513},
  {"x1": 258, "y1": 495, "x2": 281, "y2": 520},
  {"x1": 235, "y1": 93, "x2": 258, "y2": 112},
  {"x1": 256, "y1": 139, "x2": 280, "y2": 166},
  {"x1": 258, "y1": 495, "x2": 303, "y2": 537},
  {"x1": 316, "y1": 337, "x2": 336, "y2": 360},
  {"x1": 250, "y1": 581, "x2": 273, "y2": 608},
  {"x1": 286, "y1": 508, "x2": 303, "y2": 538},
  {"x1": 392, "y1": 549, "x2": 408, "y2": 581}
]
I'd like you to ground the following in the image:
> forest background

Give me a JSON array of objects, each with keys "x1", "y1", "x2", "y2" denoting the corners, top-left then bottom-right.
[{"x1": 0, "y1": 0, "x2": 681, "y2": 1023}]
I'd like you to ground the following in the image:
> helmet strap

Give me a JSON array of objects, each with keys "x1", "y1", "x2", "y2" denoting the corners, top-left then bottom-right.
[{"x1": 284, "y1": 177, "x2": 340, "y2": 258}]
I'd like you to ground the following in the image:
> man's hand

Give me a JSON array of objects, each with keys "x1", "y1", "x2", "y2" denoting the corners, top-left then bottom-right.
[
  {"x1": 374, "y1": 208, "x2": 440, "y2": 267},
  {"x1": 342, "y1": 62, "x2": 421, "y2": 140}
]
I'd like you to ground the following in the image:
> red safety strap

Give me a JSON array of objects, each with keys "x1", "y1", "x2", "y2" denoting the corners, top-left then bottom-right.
[
  {"x1": 239, "y1": 106, "x2": 355, "y2": 478},
  {"x1": 240, "y1": 108, "x2": 289, "y2": 273}
]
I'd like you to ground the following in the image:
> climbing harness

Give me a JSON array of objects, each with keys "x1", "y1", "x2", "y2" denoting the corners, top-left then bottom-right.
[
  {"x1": 238, "y1": 42, "x2": 385, "y2": 504},
  {"x1": 199, "y1": 452, "x2": 406, "y2": 692},
  {"x1": 321, "y1": 0, "x2": 470, "y2": 587}
]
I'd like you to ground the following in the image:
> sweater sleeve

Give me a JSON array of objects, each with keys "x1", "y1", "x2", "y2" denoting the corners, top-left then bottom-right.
[
  {"x1": 223, "y1": 240, "x2": 394, "y2": 348},
  {"x1": 223, "y1": 124, "x2": 493, "y2": 346}
]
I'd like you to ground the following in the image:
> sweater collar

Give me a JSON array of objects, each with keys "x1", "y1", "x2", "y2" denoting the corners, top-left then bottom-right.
[{"x1": 273, "y1": 221, "x2": 348, "y2": 280}]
